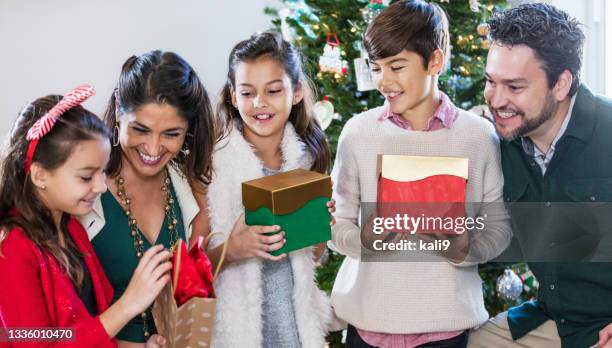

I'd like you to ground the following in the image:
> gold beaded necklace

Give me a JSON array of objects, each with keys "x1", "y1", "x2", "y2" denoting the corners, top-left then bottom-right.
[{"x1": 114, "y1": 167, "x2": 180, "y2": 338}]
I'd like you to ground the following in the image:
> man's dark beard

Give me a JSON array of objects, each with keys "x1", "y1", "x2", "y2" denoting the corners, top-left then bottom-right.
[{"x1": 492, "y1": 92, "x2": 559, "y2": 141}]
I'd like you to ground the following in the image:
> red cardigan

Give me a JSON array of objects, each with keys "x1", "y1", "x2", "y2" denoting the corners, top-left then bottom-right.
[{"x1": 0, "y1": 216, "x2": 117, "y2": 347}]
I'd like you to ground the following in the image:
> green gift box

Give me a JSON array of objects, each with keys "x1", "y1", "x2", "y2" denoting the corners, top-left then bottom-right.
[{"x1": 242, "y1": 169, "x2": 332, "y2": 255}]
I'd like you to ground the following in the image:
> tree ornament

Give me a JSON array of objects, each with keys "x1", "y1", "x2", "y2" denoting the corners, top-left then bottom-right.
[
  {"x1": 469, "y1": 0, "x2": 481, "y2": 12},
  {"x1": 353, "y1": 41, "x2": 376, "y2": 91},
  {"x1": 278, "y1": 0, "x2": 318, "y2": 41},
  {"x1": 520, "y1": 268, "x2": 540, "y2": 292},
  {"x1": 362, "y1": 0, "x2": 386, "y2": 24},
  {"x1": 354, "y1": 57, "x2": 375, "y2": 91},
  {"x1": 477, "y1": 23, "x2": 490, "y2": 36},
  {"x1": 313, "y1": 96, "x2": 334, "y2": 130},
  {"x1": 496, "y1": 268, "x2": 523, "y2": 301},
  {"x1": 318, "y1": 33, "x2": 348, "y2": 75}
]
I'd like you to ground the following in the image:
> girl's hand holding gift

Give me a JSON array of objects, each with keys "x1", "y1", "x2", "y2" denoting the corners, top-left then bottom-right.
[
  {"x1": 327, "y1": 198, "x2": 336, "y2": 225},
  {"x1": 328, "y1": 180, "x2": 336, "y2": 226},
  {"x1": 227, "y1": 213, "x2": 287, "y2": 262}
]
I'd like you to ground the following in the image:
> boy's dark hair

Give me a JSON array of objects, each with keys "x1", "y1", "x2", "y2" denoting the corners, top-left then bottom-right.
[
  {"x1": 364, "y1": 0, "x2": 450, "y2": 68},
  {"x1": 488, "y1": 3, "x2": 585, "y2": 96}
]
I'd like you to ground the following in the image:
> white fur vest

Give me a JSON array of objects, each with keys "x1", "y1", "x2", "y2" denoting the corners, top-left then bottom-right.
[{"x1": 206, "y1": 122, "x2": 332, "y2": 348}]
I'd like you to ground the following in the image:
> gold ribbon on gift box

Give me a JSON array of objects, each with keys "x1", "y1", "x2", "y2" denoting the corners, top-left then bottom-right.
[
  {"x1": 242, "y1": 168, "x2": 332, "y2": 215},
  {"x1": 377, "y1": 154, "x2": 469, "y2": 182}
]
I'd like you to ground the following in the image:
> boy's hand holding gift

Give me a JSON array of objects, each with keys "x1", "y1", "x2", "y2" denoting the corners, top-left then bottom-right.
[
  {"x1": 373, "y1": 155, "x2": 471, "y2": 260},
  {"x1": 153, "y1": 236, "x2": 223, "y2": 348}
]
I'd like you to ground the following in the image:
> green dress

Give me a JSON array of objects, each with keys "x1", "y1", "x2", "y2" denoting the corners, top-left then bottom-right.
[{"x1": 91, "y1": 181, "x2": 185, "y2": 343}]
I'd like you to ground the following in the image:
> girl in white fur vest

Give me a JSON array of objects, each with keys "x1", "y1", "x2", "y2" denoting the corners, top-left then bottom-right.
[{"x1": 201, "y1": 31, "x2": 334, "y2": 348}]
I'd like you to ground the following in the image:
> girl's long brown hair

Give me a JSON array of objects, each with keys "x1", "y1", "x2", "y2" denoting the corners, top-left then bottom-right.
[
  {"x1": 218, "y1": 31, "x2": 330, "y2": 173},
  {"x1": 0, "y1": 96, "x2": 110, "y2": 289}
]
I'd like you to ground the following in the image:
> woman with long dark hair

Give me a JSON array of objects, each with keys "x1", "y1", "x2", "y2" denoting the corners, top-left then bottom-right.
[{"x1": 78, "y1": 51, "x2": 218, "y2": 346}]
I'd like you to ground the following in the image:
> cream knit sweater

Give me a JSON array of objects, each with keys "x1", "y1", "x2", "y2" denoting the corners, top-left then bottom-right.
[{"x1": 329, "y1": 106, "x2": 511, "y2": 334}]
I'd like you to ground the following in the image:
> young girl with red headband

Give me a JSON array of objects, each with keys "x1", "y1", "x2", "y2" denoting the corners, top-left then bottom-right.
[{"x1": 0, "y1": 86, "x2": 171, "y2": 348}]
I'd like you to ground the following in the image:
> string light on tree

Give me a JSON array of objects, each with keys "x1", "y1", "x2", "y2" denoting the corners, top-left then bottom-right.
[{"x1": 457, "y1": 35, "x2": 465, "y2": 45}]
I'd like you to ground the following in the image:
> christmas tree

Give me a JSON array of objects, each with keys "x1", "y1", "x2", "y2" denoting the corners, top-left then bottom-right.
[{"x1": 265, "y1": 0, "x2": 537, "y2": 344}]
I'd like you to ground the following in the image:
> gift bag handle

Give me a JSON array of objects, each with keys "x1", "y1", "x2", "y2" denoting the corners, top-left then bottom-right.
[{"x1": 204, "y1": 232, "x2": 228, "y2": 280}]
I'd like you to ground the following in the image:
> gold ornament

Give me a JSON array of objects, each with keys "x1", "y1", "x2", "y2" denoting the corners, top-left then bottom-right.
[
  {"x1": 477, "y1": 23, "x2": 490, "y2": 36},
  {"x1": 481, "y1": 39, "x2": 491, "y2": 50}
]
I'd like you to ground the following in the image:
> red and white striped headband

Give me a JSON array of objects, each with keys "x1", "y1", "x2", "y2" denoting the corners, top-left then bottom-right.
[{"x1": 25, "y1": 85, "x2": 96, "y2": 174}]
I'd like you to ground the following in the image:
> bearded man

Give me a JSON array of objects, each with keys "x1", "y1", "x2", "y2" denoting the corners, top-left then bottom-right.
[{"x1": 469, "y1": 3, "x2": 612, "y2": 348}]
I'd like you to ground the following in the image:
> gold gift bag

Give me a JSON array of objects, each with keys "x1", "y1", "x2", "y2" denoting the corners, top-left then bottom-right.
[{"x1": 152, "y1": 234, "x2": 227, "y2": 348}]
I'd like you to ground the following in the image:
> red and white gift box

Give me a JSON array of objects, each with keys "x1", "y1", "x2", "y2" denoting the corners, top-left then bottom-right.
[{"x1": 377, "y1": 155, "x2": 469, "y2": 234}]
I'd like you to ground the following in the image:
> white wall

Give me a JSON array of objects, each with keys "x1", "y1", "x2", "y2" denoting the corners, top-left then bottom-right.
[
  {"x1": 503, "y1": 1, "x2": 607, "y2": 96},
  {"x1": 606, "y1": 0, "x2": 612, "y2": 97},
  {"x1": 543, "y1": 0, "x2": 607, "y2": 95},
  {"x1": 0, "y1": 0, "x2": 278, "y2": 139},
  {"x1": 1, "y1": 1, "x2": 607, "y2": 140}
]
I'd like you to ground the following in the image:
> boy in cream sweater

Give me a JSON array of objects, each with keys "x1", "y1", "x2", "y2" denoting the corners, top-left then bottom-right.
[{"x1": 329, "y1": 1, "x2": 511, "y2": 347}]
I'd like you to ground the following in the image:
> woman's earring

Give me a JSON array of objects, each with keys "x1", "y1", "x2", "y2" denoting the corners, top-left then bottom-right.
[
  {"x1": 41, "y1": 185, "x2": 46, "y2": 190},
  {"x1": 112, "y1": 125, "x2": 120, "y2": 147},
  {"x1": 181, "y1": 135, "x2": 193, "y2": 156}
]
